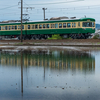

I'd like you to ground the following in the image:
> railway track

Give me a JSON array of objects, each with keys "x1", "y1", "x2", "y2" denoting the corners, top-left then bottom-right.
[{"x1": 0, "y1": 39, "x2": 100, "y2": 43}]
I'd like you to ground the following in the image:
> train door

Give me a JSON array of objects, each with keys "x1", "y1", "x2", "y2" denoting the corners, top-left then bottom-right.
[
  {"x1": 67, "y1": 22, "x2": 72, "y2": 33},
  {"x1": 77, "y1": 22, "x2": 81, "y2": 34}
]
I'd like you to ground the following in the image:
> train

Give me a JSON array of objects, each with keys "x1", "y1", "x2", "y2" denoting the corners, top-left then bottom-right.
[{"x1": 0, "y1": 17, "x2": 95, "y2": 39}]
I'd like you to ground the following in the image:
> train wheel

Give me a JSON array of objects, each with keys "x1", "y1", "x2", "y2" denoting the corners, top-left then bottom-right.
[{"x1": 18, "y1": 36, "x2": 20, "y2": 40}]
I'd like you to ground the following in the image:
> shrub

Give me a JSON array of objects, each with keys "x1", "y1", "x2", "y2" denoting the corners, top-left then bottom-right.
[
  {"x1": 48, "y1": 34, "x2": 62, "y2": 39},
  {"x1": 93, "y1": 34, "x2": 99, "y2": 39}
]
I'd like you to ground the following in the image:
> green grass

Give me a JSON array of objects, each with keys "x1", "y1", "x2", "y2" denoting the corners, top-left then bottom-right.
[
  {"x1": 93, "y1": 34, "x2": 99, "y2": 39},
  {"x1": 48, "y1": 34, "x2": 62, "y2": 40}
]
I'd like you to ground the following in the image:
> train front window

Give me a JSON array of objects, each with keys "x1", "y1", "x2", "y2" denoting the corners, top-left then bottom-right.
[
  {"x1": 83, "y1": 22, "x2": 94, "y2": 27},
  {"x1": 92, "y1": 22, "x2": 95, "y2": 27}
]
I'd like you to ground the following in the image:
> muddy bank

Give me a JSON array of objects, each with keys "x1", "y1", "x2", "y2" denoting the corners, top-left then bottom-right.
[
  {"x1": 0, "y1": 46, "x2": 100, "y2": 52},
  {"x1": 0, "y1": 39, "x2": 100, "y2": 51}
]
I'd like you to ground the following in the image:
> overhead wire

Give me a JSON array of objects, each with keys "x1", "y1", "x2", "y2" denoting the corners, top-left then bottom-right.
[
  {"x1": 0, "y1": 0, "x2": 100, "y2": 21},
  {"x1": 0, "y1": 4, "x2": 100, "y2": 16},
  {"x1": 0, "y1": 5, "x2": 19, "y2": 10},
  {"x1": 26, "y1": 0, "x2": 84, "y2": 5}
]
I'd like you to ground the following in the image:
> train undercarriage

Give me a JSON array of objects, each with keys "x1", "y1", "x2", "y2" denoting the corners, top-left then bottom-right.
[{"x1": 0, "y1": 33, "x2": 91, "y2": 40}]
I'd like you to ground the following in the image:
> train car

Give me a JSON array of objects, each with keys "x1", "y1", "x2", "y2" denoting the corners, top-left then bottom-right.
[{"x1": 0, "y1": 17, "x2": 95, "y2": 39}]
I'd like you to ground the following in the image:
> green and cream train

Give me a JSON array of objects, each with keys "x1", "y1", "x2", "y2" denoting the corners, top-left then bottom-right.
[{"x1": 0, "y1": 17, "x2": 95, "y2": 39}]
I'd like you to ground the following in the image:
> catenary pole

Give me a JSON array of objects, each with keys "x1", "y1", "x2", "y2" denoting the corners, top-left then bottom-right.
[
  {"x1": 21, "y1": 0, "x2": 23, "y2": 42},
  {"x1": 42, "y1": 8, "x2": 47, "y2": 20}
]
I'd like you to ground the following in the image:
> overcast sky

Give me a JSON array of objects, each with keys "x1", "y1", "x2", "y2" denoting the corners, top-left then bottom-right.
[{"x1": 0, "y1": 0, "x2": 100, "y2": 23}]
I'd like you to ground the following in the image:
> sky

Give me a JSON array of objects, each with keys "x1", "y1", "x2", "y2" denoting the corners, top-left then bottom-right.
[{"x1": 0, "y1": 0, "x2": 100, "y2": 23}]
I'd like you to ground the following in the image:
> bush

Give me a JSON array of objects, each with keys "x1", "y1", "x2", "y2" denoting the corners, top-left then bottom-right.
[
  {"x1": 48, "y1": 34, "x2": 62, "y2": 39},
  {"x1": 93, "y1": 34, "x2": 99, "y2": 39}
]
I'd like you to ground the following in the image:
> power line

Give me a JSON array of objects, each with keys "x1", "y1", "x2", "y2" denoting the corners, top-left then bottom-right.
[
  {"x1": 26, "y1": 0, "x2": 84, "y2": 5},
  {"x1": 0, "y1": 5, "x2": 18, "y2": 10}
]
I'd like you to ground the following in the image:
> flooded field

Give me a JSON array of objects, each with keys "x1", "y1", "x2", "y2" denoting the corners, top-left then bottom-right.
[{"x1": 0, "y1": 49, "x2": 100, "y2": 100}]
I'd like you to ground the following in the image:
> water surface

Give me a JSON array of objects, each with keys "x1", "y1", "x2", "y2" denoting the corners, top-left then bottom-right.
[{"x1": 0, "y1": 50, "x2": 100, "y2": 100}]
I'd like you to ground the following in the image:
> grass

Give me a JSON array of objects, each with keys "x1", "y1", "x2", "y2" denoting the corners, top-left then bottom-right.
[
  {"x1": 48, "y1": 34, "x2": 62, "y2": 40},
  {"x1": 93, "y1": 34, "x2": 99, "y2": 39}
]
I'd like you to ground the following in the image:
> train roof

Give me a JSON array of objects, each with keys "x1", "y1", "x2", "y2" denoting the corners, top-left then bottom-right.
[
  {"x1": 26, "y1": 17, "x2": 95, "y2": 24},
  {"x1": 0, "y1": 17, "x2": 95, "y2": 25}
]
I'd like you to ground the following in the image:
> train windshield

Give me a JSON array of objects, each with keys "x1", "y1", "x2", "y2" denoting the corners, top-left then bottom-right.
[{"x1": 83, "y1": 22, "x2": 95, "y2": 27}]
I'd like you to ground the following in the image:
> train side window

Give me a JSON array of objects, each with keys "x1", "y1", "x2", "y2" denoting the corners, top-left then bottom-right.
[
  {"x1": 22, "y1": 25, "x2": 24, "y2": 29},
  {"x1": 18, "y1": 26, "x2": 21, "y2": 29},
  {"x1": 72, "y1": 23, "x2": 74, "y2": 27},
  {"x1": 51, "y1": 24, "x2": 54, "y2": 28},
  {"x1": 12, "y1": 26, "x2": 14, "y2": 30},
  {"x1": 0, "y1": 26, "x2": 1, "y2": 30},
  {"x1": 63, "y1": 23, "x2": 66, "y2": 28},
  {"x1": 15, "y1": 26, "x2": 17, "y2": 30},
  {"x1": 78, "y1": 22, "x2": 80, "y2": 27},
  {"x1": 5, "y1": 26, "x2": 7, "y2": 30},
  {"x1": 39, "y1": 24, "x2": 42, "y2": 29},
  {"x1": 59, "y1": 23, "x2": 62, "y2": 28},
  {"x1": 32, "y1": 25, "x2": 34, "y2": 29},
  {"x1": 9, "y1": 26, "x2": 11, "y2": 30},
  {"x1": 55, "y1": 24, "x2": 58, "y2": 28},
  {"x1": 35, "y1": 25, "x2": 38, "y2": 29},
  {"x1": 74, "y1": 23, "x2": 76, "y2": 27},
  {"x1": 2, "y1": 26, "x2": 5, "y2": 30},
  {"x1": 43, "y1": 24, "x2": 45, "y2": 28},
  {"x1": 28, "y1": 25, "x2": 30, "y2": 29},
  {"x1": 92, "y1": 22, "x2": 95, "y2": 27},
  {"x1": 67, "y1": 23, "x2": 71, "y2": 27},
  {"x1": 46, "y1": 24, "x2": 49, "y2": 28}
]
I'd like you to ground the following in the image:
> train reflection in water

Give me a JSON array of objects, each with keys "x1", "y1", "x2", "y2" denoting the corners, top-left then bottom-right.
[{"x1": 0, "y1": 50, "x2": 95, "y2": 73}]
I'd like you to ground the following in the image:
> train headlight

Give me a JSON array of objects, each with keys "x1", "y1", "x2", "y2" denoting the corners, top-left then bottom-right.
[{"x1": 92, "y1": 28, "x2": 95, "y2": 30}]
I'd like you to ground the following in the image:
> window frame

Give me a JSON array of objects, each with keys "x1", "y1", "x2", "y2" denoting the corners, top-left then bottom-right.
[
  {"x1": 51, "y1": 24, "x2": 55, "y2": 28},
  {"x1": 39, "y1": 24, "x2": 42, "y2": 29},
  {"x1": 35, "y1": 24, "x2": 38, "y2": 29},
  {"x1": 63, "y1": 23, "x2": 66, "y2": 28},
  {"x1": 59, "y1": 23, "x2": 62, "y2": 28},
  {"x1": 28, "y1": 25, "x2": 30, "y2": 29},
  {"x1": 32, "y1": 25, "x2": 35, "y2": 29},
  {"x1": 67, "y1": 23, "x2": 71, "y2": 28},
  {"x1": 55, "y1": 23, "x2": 58, "y2": 28}
]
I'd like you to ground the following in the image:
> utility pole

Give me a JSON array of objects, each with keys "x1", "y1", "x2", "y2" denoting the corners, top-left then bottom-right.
[
  {"x1": 42, "y1": 8, "x2": 47, "y2": 20},
  {"x1": 21, "y1": 0, "x2": 23, "y2": 42}
]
